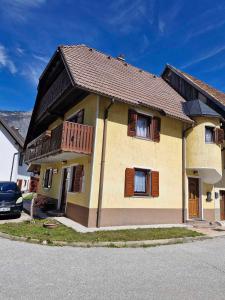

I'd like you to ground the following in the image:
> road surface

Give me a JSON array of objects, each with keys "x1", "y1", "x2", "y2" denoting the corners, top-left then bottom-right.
[{"x1": 1, "y1": 237, "x2": 225, "y2": 299}]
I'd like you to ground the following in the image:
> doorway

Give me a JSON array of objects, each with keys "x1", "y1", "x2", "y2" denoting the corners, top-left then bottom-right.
[
  {"x1": 60, "y1": 168, "x2": 68, "y2": 213},
  {"x1": 188, "y1": 177, "x2": 200, "y2": 219},
  {"x1": 220, "y1": 191, "x2": 225, "y2": 220}
]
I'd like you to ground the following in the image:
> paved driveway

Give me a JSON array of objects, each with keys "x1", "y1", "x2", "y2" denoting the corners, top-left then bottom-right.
[{"x1": 1, "y1": 237, "x2": 225, "y2": 299}]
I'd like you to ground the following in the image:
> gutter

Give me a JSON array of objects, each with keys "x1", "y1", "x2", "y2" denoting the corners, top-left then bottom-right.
[
  {"x1": 96, "y1": 98, "x2": 115, "y2": 228},
  {"x1": 182, "y1": 123, "x2": 194, "y2": 223},
  {"x1": 10, "y1": 152, "x2": 19, "y2": 182}
]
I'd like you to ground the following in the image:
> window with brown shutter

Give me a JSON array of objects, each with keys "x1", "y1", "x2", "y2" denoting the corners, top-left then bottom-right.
[
  {"x1": 152, "y1": 117, "x2": 161, "y2": 142},
  {"x1": 125, "y1": 168, "x2": 135, "y2": 196},
  {"x1": 71, "y1": 165, "x2": 84, "y2": 192},
  {"x1": 151, "y1": 171, "x2": 159, "y2": 197},
  {"x1": 127, "y1": 109, "x2": 160, "y2": 141},
  {"x1": 125, "y1": 168, "x2": 158, "y2": 197},
  {"x1": 128, "y1": 110, "x2": 137, "y2": 136}
]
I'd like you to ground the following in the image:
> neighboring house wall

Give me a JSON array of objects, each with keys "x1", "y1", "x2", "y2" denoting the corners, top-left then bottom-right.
[
  {"x1": 0, "y1": 124, "x2": 19, "y2": 181},
  {"x1": 0, "y1": 122, "x2": 30, "y2": 190}
]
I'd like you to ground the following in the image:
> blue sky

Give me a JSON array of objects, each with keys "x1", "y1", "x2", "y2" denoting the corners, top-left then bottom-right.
[{"x1": 1, "y1": 0, "x2": 225, "y2": 111}]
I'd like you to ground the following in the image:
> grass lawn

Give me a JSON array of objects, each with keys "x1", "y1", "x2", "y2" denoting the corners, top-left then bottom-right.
[
  {"x1": 0, "y1": 219, "x2": 203, "y2": 244},
  {"x1": 22, "y1": 193, "x2": 37, "y2": 201}
]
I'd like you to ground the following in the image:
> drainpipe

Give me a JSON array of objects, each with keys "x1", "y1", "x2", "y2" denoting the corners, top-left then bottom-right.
[
  {"x1": 10, "y1": 152, "x2": 19, "y2": 182},
  {"x1": 182, "y1": 124, "x2": 194, "y2": 223},
  {"x1": 96, "y1": 98, "x2": 115, "y2": 228}
]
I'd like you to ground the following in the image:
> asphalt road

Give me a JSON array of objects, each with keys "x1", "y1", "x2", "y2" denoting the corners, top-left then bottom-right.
[{"x1": 1, "y1": 237, "x2": 225, "y2": 299}]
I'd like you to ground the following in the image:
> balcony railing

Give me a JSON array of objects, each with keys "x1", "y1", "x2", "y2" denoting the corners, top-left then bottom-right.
[{"x1": 25, "y1": 121, "x2": 94, "y2": 163}]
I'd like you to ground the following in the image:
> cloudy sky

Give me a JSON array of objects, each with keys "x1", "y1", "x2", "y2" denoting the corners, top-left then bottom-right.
[{"x1": 0, "y1": 0, "x2": 225, "y2": 111}]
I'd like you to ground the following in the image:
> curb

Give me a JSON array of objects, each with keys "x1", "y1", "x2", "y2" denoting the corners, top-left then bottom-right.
[{"x1": 0, "y1": 231, "x2": 212, "y2": 248}]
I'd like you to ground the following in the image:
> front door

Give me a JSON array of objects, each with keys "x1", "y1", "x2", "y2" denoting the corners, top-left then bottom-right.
[
  {"x1": 220, "y1": 191, "x2": 225, "y2": 220},
  {"x1": 60, "y1": 168, "x2": 68, "y2": 213},
  {"x1": 188, "y1": 178, "x2": 200, "y2": 219}
]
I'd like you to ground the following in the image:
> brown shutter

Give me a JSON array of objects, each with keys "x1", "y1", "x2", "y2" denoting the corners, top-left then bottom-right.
[
  {"x1": 128, "y1": 110, "x2": 137, "y2": 137},
  {"x1": 125, "y1": 168, "x2": 135, "y2": 197},
  {"x1": 152, "y1": 117, "x2": 161, "y2": 142},
  {"x1": 151, "y1": 171, "x2": 159, "y2": 197},
  {"x1": 214, "y1": 128, "x2": 224, "y2": 145},
  {"x1": 73, "y1": 165, "x2": 84, "y2": 192}
]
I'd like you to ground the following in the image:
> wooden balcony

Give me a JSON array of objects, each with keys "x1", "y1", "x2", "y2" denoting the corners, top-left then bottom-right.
[{"x1": 25, "y1": 121, "x2": 94, "y2": 163}]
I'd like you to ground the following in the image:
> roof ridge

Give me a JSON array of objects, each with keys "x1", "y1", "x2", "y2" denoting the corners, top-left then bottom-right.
[{"x1": 60, "y1": 44, "x2": 158, "y2": 78}]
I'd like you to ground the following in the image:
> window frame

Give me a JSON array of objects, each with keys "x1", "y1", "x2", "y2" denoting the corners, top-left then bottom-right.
[
  {"x1": 67, "y1": 109, "x2": 84, "y2": 124},
  {"x1": 136, "y1": 113, "x2": 152, "y2": 140},
  {"x1": 205, "y1": 126, "x2": 215, "y2": 144},
  {"x1": 134, "y1": 168, "x2": 150, "y2": 196},
  {"x1": 43, "y1": 168, "x2": 53, "y2": 189}
]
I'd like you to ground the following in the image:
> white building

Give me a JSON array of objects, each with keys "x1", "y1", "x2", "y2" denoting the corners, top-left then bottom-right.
[{"x1": 0, "y1": 117, "x2": 31, "y2": 192}]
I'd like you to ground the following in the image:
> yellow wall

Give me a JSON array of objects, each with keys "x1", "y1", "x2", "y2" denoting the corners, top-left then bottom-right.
[
  {"x1": 38, "y1": 156, "x2": 92, "y2": 207},
  {"x1": 89, "y1": 99, "x2": 184, "y2": 209},
  {"x1": 37, "y1": 94, "x2": 98, "y2": 208},
  {"x1": 186, "y1": 117, "x2": 222, "y2": 175}
]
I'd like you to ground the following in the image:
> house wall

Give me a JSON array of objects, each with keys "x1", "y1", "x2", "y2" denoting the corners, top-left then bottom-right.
[
  {"x1": 186, "y1": 117, "x2": 222, "y2": 175},
  {"x1": 89, "y1": 98, "x2": 184, "y2": 226},
  {"x1": 0, "y1": 124, "x2": 19, "y2": 181},
  {"x1": 37, "y1": 94, "x2": 99, "y2": 226}
]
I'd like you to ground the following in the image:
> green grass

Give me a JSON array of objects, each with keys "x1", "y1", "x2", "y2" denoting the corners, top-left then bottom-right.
[
  {"x1": 22, "y1": 193, "x2": 37, "y2": 201},
  {"x1": 0, "y1": 219, "x2": 203, "y2": 243}
]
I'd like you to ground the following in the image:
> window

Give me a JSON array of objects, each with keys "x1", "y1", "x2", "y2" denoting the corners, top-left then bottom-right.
[
  {"x1": 134, "y1": 169, "x2": 149, "y2": 195},
  {"x1": 136, "y1": 114, "x2": 151, "y2": 138},
  {"x1": 68, "y1": 109, "x2": 84, "y2": 124},
  {"x1": 128, "y1": 110, "x2": 161, "y2": 142},
  {"x1": 43, "y1": 169, "x2": 53, "y2": 188},
  {"x1": 205, "y1": 126, "x2": 214, "y2": 143},
  {"x1": 70, "y1": 165, "x2": 84, "y2": 193}
]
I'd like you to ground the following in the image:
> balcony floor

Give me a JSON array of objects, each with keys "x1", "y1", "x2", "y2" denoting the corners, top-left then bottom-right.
[{"x1": 29, "y1": 151, "x2": 88, "y2": 164}]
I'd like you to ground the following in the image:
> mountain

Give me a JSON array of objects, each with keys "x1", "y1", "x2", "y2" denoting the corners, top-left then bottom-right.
[{"x1": 0, "y1": 111, "x2": 32, "y2": 139}]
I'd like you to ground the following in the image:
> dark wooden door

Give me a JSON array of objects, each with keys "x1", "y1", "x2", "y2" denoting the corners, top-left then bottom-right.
[
  {"x1": 188, "y1": 178, "x2": 199, "y2": 219},
  {"x1": 60, "y1": 169, "x2": 68, "y2": 213},
  {"x1": 220, "y1": 191, "x2": 225, "y2": 220}
]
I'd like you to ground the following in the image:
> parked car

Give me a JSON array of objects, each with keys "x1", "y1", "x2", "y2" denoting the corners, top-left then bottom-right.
[{"x1": 0, "y1": 182, "x2": 23, "y2": 217}]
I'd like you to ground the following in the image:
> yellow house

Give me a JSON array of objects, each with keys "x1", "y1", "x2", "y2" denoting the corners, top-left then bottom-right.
[{"x1": 25, "y1": 45, "x2": 225, "y2": 227}]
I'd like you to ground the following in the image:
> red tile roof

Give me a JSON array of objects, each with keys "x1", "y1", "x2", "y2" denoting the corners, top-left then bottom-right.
[{"x1": 60, "y1": 45, "x2": 191, "y2": 123}]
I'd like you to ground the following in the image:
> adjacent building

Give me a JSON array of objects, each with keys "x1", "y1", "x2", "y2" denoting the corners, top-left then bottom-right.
[
  {"x1": 0, "y1": 117, "x2": 31, "y2": 192},
  {"x1": 24, "y1": 45, "x2": 225, "y2": 227}
]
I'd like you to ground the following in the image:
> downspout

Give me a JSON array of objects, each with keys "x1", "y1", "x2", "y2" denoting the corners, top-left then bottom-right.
[
  {"x1": 182, "y1": 124, "x2": 194, "y2": 223},
  {"x1": 96, "y1": 98, "x2": 115, "y2": 228},
  {"x1": 10, "y1": 152, "x2": 19, "y2": 181}
]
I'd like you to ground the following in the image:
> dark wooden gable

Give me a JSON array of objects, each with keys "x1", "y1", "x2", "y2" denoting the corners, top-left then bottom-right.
[
  {"x1": 162, "y1": 66, "x2": 225, "y2": 120},
  {"x1": 25, "y1": 51, "x2": 89, "y2": 147}
]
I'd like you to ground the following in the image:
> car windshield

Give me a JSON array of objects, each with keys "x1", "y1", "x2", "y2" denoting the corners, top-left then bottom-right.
[{"x1": 0, "y1": 182, "x2": 18, "y2": 193}]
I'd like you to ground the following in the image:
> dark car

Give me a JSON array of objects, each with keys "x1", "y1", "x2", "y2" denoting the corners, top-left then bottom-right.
[{"x1": 0, "y1": 182, "x2": 23, "y2": 217}]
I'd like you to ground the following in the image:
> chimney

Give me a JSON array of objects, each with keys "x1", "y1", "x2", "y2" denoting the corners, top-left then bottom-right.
[{"x1": 117, "y1": 54, "x2": 125, "y2": 61}]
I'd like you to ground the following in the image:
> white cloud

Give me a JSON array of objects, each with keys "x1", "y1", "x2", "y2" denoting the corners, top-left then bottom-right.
[
  {"x1": 33, "y1": 54, "x2": 49, "y2": 63},
  {"x1": 1, "y1": 0, "x2": 46, "y2": 22},
  {"x1": 0, "y1": 45, "x2": 17, "y2": 74},
  {"x1": 21, "y1": 63, "x2": 45, "y2": 85},
  {"x1": 181, "y1": 45, "x2": 225, "y2": 69}
]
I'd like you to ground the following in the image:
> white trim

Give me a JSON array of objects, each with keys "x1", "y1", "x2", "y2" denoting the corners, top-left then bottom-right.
[
  {"x1": 88, "y1": 95, "x2": 99, "y2": 207},
  {"x1": 187, "y1": 176, "x2": 203, "y2": 220}
]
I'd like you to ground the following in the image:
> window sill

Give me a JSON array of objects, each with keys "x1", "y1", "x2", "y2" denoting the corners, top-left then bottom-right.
[{"x1": 132, "y1": 136, "x2": 153, "y2": 142}]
